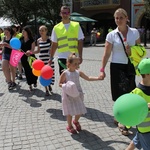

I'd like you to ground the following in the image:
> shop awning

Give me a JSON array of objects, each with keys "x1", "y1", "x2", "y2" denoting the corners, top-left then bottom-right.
[{"x1": 70, "y1": 12, "x2": 97, "y2": 22}]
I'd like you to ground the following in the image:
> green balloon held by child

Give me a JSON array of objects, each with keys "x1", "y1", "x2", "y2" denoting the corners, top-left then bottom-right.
[{"x1": 113, "y1": 93, "x2": 148, "y2": 126}]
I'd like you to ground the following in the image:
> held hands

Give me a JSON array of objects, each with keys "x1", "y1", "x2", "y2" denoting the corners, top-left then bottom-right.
[
  {"x1": 0, "y1": 42, "x2": 9, "y2": 48},
  {"x1": 25, "y1": 50, "x2": 32, "y2": 56},
  {"x1": 99, "y1": 72, "x2": 105, "y2": 80}
]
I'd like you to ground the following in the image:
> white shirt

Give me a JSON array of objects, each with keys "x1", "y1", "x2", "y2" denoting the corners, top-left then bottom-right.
[
  {"x1": 106, "y1": 26, "x2": 140, "y2": 64},
  {"x1": 51, "y1": 22, "x2": 84, "y2": 59}
]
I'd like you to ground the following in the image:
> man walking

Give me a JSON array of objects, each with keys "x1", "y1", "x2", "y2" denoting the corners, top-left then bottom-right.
[{"x1": 50, "y1": 6, "x2": 84, "y2": 75}]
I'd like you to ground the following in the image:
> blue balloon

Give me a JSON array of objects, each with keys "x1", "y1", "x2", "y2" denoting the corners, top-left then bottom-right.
[
  {"x1": 10, "y1": 38, "x2": 21, "y2": 50},
  {"x1": 39, "y1": 76, "x2": 52, "y2": 86}
]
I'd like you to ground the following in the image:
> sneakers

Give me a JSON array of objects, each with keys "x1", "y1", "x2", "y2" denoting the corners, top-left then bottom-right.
[
  {"x1": 18, "y1": 74, "x2": 23, "y2": 80},
  {"x1": 29, "y1": 85, "x2": 33, "y2": 91},
  {"x1": 8, "y1": 82, "x2": 12, "y2": 90},
  {"x1": 33, "y1": 83, "x2": 37, "y2": 88},
  {"x1": 11, "y1": 82, "x2": 16, "y2": 88},
  {"x1": 8, "y1": 82, "x2": 16, "y2": 90}
]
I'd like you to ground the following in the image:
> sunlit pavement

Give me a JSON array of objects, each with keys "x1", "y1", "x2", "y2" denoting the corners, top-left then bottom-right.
[{"x1": 0, "y1": 43, "x2": 150, "y2": 150}]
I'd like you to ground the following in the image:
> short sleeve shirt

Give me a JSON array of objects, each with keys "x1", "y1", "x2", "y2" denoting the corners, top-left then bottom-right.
[
  {"x1": 106, "y1": 26, "x2": 140, "y2": 64},
  {"x1": 51, "y1": 22, "x2": 84, "y2": 59}
]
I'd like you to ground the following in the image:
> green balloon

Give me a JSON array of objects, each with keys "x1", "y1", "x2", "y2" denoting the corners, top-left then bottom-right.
[{"x1": 113, "y1": 93, "x2": 148, "y2": 126}]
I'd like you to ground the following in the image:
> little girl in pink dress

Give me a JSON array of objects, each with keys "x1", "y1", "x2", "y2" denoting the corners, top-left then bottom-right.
[{"x1": 59, "y1": 53, "x2": 102, "y2": 134}]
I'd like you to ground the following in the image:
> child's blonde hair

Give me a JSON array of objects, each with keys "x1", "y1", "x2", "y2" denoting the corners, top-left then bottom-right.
[{"x1": 67, "y1": 53, "x2": 78, "y2": 64}]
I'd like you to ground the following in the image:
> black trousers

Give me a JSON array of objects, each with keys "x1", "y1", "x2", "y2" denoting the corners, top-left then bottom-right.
[
  {"x1": 110, "y1": 63, "x2": 136, "y2": 101},
  {"x1": 58, "y1": 58, "x2": 67, "y2": 75}
]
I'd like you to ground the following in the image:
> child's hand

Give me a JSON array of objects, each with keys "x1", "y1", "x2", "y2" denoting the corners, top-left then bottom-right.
[
  {"x1": 98, "y1": 75, "x2": 104, "y2": 80},
  {"x1": 99, "y1": 72, "x2": 105, "y2": 80}
]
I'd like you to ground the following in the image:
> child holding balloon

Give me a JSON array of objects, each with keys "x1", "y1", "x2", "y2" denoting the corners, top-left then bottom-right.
[
  {"x1": 26, "y1": 25, "x2": 55, "y2": 96},
  {"x1": 59, "y1": 53, "x2": 102, "y2": 134},
  {"x1": 126, "y1": 58, "x2": 150, "y2": 150}
]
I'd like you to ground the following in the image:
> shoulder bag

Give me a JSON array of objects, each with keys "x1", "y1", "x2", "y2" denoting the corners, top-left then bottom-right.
[{"x1": 117, "y1": 32, "x2": 136, "y2": 76}]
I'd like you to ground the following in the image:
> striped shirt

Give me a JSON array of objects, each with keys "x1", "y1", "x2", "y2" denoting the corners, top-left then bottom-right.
[{"x1": 38, "y1": 38, "x2": 55, "y2": 85}]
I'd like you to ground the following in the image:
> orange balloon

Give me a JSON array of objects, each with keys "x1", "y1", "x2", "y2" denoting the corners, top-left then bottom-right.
[{"x1": 32, "y1": 69, "x2": 41, "y2": 76}]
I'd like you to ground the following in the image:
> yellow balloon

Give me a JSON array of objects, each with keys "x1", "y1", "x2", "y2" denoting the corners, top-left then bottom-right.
[
  {"x1": 97, "y1": 32, "x2": 100, "y2": 36},
  {"x1": 32, "y1": 69, "x2": 41, "y2": 76}
]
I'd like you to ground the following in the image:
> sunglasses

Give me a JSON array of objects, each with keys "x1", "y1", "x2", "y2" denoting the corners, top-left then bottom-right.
[{"x1": 61, "y1": 12, "x2": 70, "y2": 15}]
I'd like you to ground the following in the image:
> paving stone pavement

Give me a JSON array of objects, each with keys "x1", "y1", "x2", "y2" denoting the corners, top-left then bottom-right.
[{"x1": 0, "y1": 44, "x2": 150, "y2": 150}]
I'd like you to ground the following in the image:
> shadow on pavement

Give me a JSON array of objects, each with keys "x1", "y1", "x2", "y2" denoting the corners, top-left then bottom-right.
[
  {"x1": 71, "y1": 129, "x2": 129, "y2": 150},
  {"x1": 22, "y1": 97, "x2": 42, "y2": 108},
  {"x1": 46, "y1": 108, "x2": 65, "y2": 121},
  {"x1": 41, "y1": 92, "x2": 61, "y2": 102},
  {"x1": 84, "y1": 107, "x2": 115, "y2": 128},
  {"x1": 0, "y1": 93, "x2": 4, "y2": 96}
]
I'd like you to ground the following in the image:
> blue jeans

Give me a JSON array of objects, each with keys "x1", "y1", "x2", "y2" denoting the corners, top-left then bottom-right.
[
  {"x1": 133, "y1": 131, "x2": 150, "y2": 150},
  {"x1": 2, "y1": 53, "x2": 11, "y2": 61}
]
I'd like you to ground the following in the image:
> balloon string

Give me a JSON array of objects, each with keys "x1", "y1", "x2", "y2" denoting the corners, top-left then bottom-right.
[
  {"x1": 19, "y1": 49, "x2": 25, "y2": 54},
  {"x1": 58, "y1": 60, "x2": 67, "y2": 69}
]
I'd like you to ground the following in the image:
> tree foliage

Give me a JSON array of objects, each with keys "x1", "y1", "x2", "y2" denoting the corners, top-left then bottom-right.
[
  {"x1": 144, "y1": 0, "x2": 150, "y2": 19},
  {"x1": 0, "y1": 0, "x2": 62, "y2": 28}
]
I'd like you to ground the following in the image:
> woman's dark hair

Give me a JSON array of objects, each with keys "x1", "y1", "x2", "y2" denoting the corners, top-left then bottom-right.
[
  {"x1": 22, "y1": 26, "x2": 33, "y2": 40},
  {"x1": 4, "y1": 26, "x2": 14, "y2": 36}
]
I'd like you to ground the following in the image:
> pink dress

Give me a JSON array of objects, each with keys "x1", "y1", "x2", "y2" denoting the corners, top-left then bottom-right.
[{"x1": 62, "y1": 70, "x2": 87, "y2": 116}]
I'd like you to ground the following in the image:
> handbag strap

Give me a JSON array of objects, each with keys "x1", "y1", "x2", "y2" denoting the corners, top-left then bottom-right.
[{"x1": 117, "y1": 32, "x2": 129, "y2": 58}]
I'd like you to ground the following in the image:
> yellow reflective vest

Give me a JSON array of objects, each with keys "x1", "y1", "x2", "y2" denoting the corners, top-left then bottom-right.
[
  {"x1": 129, "y1": 45, "x2": 146, "y2": 75},
  {"x1": 131, "y1": 88, "x2": 150, "y2": 133},
  {"x1": 54, "y1": 21, "x2": 79, "y2": 53}
]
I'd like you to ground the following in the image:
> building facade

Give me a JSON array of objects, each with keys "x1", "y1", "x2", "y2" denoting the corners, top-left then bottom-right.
[
  {"x1": 63, "y1": 0, "x2": 149, "y2": 42},
  {"x1": 72, "y1": 0, "x2": 131, "y2": 42}
]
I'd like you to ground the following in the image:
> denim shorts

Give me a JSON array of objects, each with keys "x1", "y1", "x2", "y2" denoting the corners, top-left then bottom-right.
[
  {"x1": 2, "y1": 53, "x2": 11, "y2": 61},
  {"x1": 133, "y1": 131, "x2": 150, "y2": 150}
]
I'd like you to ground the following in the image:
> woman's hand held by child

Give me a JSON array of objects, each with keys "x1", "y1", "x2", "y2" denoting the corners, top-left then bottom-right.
[
  {"x1": 99, "y1": 72, "x2": 105, "y2": 80},
  {"x1": 25, "y1": 50, "x2": 32, "y2": 56},
  {"x1": 98, "y1": 75, "x2": 103, "y2": 80}
]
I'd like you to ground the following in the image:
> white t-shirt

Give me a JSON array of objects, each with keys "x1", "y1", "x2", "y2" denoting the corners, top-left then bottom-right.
[
  {"x1": 106, "y1": 26, "x2": 140, "y2": 64},
  {"x1": 51, "y1": 23, "x2": 84, "y2": 59}
]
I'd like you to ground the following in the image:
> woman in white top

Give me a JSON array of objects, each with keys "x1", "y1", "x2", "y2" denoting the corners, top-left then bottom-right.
[{"x1": 99, "y1": 8, "x2": 140, "y2": 135}]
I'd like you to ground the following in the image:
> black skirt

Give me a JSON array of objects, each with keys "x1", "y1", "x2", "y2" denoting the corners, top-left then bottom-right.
[{"x1": 110, "y1": 63, "x2": 136, "y2": 101}]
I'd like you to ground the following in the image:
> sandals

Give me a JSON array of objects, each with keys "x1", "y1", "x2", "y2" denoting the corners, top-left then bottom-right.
[
  {"x1": 114, "y1": 119, "x2": 119, "y2": 126},
  {"x1": 118, "y1": 123, "x2": 133, "y2": 136},
  {"x1": 45, "y1": 90, "x2": 49, "y2": 96},
  {"x1": 66, "y1": 126, "x2": 77, "y2": 134},
  {"x1": 73, "y1": 120, "x2": 81, "y2": 131}
]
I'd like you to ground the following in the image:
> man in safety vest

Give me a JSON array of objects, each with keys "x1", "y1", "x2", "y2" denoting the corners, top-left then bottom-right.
[
  {"x1": 126, "y1": 58, "x2": 150, "y2": 150},
  {"x1": 50, "y1": 5, "x2": 84, "y2": 75}
]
